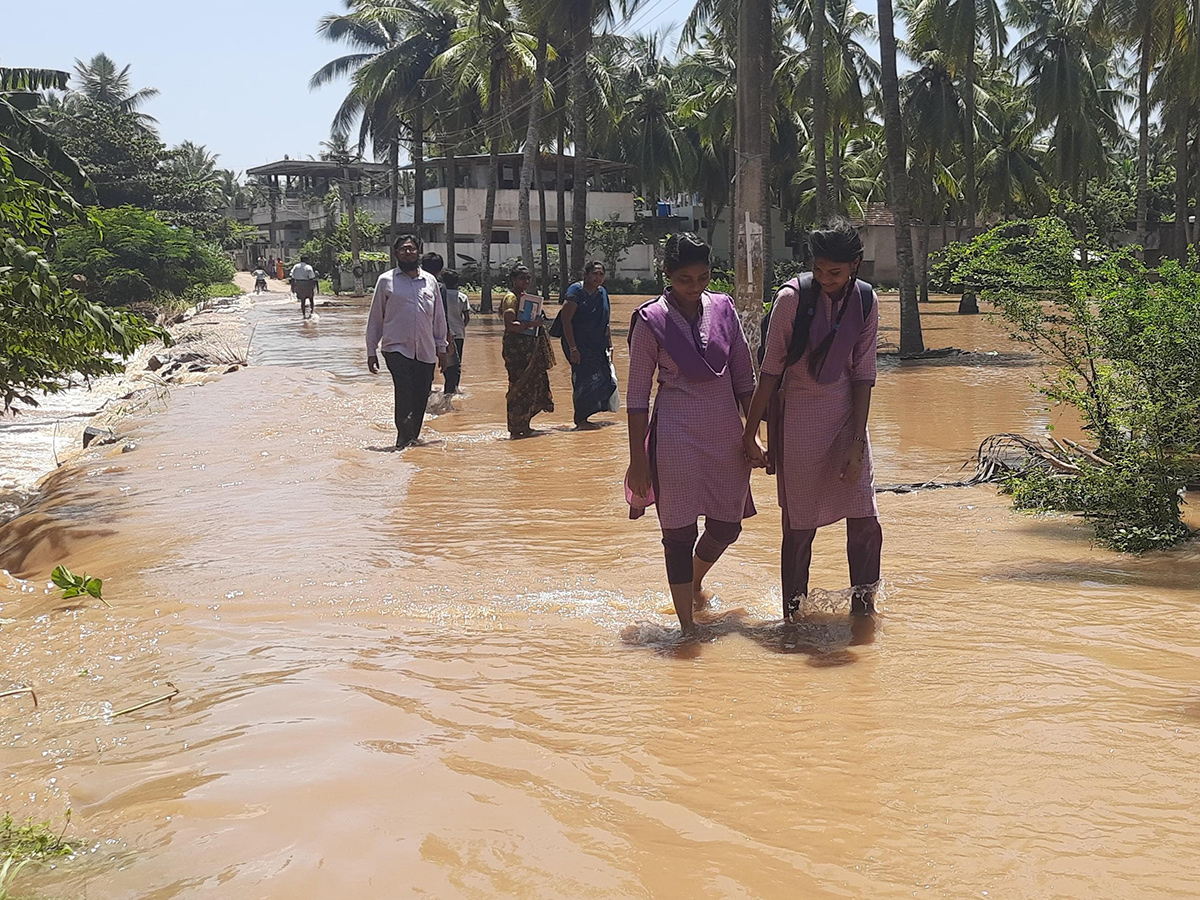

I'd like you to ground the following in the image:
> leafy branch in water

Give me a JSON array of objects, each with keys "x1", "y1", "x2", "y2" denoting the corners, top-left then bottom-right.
[
  {"x1": 50, "y1": 566, "x2": 110, "y2": 607},
  {"x1": 0, "y1": 811, "x2": 75, "y2": 899},
  {"x1": 940, "y1": 218, "x2": 1200, "y2": 552}
]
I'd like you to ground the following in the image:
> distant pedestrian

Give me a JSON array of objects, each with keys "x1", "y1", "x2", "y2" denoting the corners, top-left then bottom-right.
[
  {"x1": 559, "y1": 260, "x2": 616, "y2": 428},
  {"x1": 366, "y1": 234, "x2": 448, "y2": 449},
  {"x1": 441, "y1": 269, "x2": 470, "y2": 394},
  {"x1": 290, "y1": 255, "x2": 318, "y2": 318},
  {"x1": 500, "y1": 265, "x2": 554, "y2": 438}
]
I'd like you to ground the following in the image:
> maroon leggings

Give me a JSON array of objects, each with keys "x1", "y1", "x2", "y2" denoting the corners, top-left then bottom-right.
[
  {"x1": 781, "y1": 516, "x2": 882, "y2": 617},
  {"x1": 661, "y1": 518, "x2": 743, "y2": 584}
]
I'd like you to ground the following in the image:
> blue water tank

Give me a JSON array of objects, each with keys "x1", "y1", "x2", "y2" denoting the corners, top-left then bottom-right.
[{"x1": 655, "y1": 201, "x2": 671, "y2": 217}]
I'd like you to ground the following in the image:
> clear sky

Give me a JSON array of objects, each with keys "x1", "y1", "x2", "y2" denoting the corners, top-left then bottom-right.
[{"x1": 1, "y1": 0, "x2": 701, "y2": 176}]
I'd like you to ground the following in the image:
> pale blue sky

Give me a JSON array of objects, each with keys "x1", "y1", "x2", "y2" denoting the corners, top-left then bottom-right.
[{"x1": 1, "y1": 0, "x2": 701, "y2": 176}]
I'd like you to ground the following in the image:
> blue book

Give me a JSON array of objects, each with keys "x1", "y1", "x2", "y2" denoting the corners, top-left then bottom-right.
[{"x1": 517, "y1": 293, "x2": 542, "y2": 336}]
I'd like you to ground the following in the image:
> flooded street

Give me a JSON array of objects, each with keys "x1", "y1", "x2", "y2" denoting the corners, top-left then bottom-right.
[{"x1": 2, "y1": 291, "x2": 1199, "y2": 898}]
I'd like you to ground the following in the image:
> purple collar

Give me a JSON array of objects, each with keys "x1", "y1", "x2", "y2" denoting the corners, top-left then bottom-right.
[{"x1": 630, "y1": 292, "x2": 738, "y2": 381}]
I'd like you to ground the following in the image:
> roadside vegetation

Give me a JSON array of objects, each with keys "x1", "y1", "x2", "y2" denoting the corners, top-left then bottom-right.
[{"x1": 941, "y1": 218, "x2": 1200, "y2": 551}]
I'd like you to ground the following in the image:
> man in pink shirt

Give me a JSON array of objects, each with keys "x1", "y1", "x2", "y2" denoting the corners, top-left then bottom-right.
[{"x1": 366, "y1": 234, "x2": 448, "y2": 449}]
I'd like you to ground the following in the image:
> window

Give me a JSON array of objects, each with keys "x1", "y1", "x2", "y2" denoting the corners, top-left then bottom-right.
[
  {"x1": 492, "y1": 230, "x2": 511, "y2": 244},
  {"x1": 546, "y1": 232, "x2": 559, "y2": 244}
]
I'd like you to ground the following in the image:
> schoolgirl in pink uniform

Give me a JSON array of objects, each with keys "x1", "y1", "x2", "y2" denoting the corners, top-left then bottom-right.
[
  {"x1": 625, "y1": 234, "x2": 757, "y2": 636},
  {"x1": 742, "y1": 219, "x2": 882, "y2": 619}
]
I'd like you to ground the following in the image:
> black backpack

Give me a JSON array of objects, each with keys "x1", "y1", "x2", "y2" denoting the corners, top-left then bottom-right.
[{"x1": 758, "y1": 272, "x2": 874, "y2": 367}]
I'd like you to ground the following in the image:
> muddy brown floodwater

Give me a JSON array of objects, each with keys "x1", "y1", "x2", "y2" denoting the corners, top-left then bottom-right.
[{"x1": 2, "y1": 291, "x2": 1199, "y2": 898}]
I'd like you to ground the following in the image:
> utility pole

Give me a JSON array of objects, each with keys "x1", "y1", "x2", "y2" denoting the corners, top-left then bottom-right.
[
  {"x1": 734, "y1": 0, "x2": 771, "y2": 355},
  {"x1": 345, "y1": 165, "x2": 364, "y2": 295}
]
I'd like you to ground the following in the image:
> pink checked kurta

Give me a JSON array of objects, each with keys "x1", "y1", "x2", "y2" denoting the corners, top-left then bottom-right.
[
  {"x1": 627, "y1": 293, "x2": 757, "y2": 530},
  {"x1": 761, "y1": 285, "x2": 880, "y2": 530}
]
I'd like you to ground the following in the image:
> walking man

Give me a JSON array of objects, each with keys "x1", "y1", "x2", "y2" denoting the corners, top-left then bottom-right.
[
  {"x1": 290, "y1": 254, "x2": 318, "y2": 318},
  {"x1": 366, "y1": 234, "x2": 447, "y2": 449}
]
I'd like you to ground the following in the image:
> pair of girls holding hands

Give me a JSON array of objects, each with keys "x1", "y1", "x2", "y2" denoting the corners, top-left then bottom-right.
[{"x1": 626, "y1": 221, "x2": 882, "y2": 635}]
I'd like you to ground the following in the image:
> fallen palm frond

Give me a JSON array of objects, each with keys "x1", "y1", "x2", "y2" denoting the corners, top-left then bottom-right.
[{"x1": 877, "y1": 433, "x2": 1113, "y2": 494}]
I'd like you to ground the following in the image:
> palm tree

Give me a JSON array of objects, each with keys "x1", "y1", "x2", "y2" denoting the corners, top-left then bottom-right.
[
  {"x1": 876, "y1": 0, "x2": 925, "y2": 354},
  {"x1": 908, "y1": 0, "x2": 1006, "y2": 240},
  {"x1": 616, "y1": 33, "x2": 694, "y2": 202},
  {"x1": 822, "y1": 0, "x2": 879, "y2": 211},
  {"x1": 1090, "y1": 0, "x2": 1185, "y2": 255},
  {"x1": 975, "y1": 76, "x2": 1049, "y2": 217},
  {"x1": 0, "y1": 65, "x2": 88, "y2": 190},
  {"x1": 562, "y1": 0, "x2": 640, "y2": 282},
  {"x1": 811, "y1": 0, "x2": 832, "y2": 219},
  {"x1": 1009, "y1": 0, "x2": 1120, "y2": 199},
  {"x1": 1147, "y1": 0, "x2": 1197, "y2": 262},
  {"x1": 677, "y1": 35, "x2": 737, "y2": 246},
  {"x1": 165, "y1": 140, "x2": 224, "y2": 207},
  {"x1": 903, "y1": 46, "x2": 963, "y2": 302},
  {"x1": 321, "y1": 134, "x2": 366, "y2": 292},
  {"x1": 434, "y1": 0, "x2": 537, "y2": 310},
  {"x1": 517, "y1": 0, "x2": 555, "y2": 272},
  {"x1": 312, "y1": 0, "x2": 456, "y2": 244},
  {"x1": 71, "y1": 53, "x2": 159, "y2": 127}
]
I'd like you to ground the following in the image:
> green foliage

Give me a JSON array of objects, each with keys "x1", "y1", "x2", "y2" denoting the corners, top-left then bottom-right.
[
  {"x1": 1, "y1": 150, "x2": 165, "y2": 411},
  {"x1": 204, "y1": 281, "x2": 242, "y2": 300},
  {"x1": 585, "y1": 217, "x2": 636, "y2": 277},
  {"x1": 50, "y1": 565, "x2": 104, "y2": 601},
  {"x1": 1003, "y1": 465, "x2": 1190, "y2": 553},
  {"x1": 54, "y1": 206, "x2": 233, "y2": 307},
  {"x1": 945, "y1": 217, "x2": 1200, "y2": 551},
  {"x1": 299, "y1": 212, "x2": 385, "y2": 273},
  {"x1": 0, "y1": 811, "x2": 74, "y2": 897}
]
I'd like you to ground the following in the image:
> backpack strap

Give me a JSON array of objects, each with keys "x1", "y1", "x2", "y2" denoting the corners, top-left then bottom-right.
[
  {"x1": 783, "y1": 273, "x2": 818, "y2": 369},
  {"x1": 856, "y1": 279, "x2": 874, "y2": 318}
]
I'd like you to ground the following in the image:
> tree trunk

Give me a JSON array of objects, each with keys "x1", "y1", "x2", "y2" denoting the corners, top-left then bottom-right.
[
  {"x1": 570, "y1": 0, "x2": 592, "y2": 282},
  {"x1": 734, "y1": 0, "x2": 771, "y2": 357},
  {"x1": 446, "y1": 145, "x2": 457, "y2": 272},
  {"x1": 346, "y1": 167, "x2": 364, "y2": 294},
  {"x1": 812, "y1": 0, "x2": 831, "y2": 221},
  {"x1": 876, "y1": 0, "x2": 924, "y2": 355},
  {"x1": 519, "y1": 21, "x2": 548, "y2": 271},
  {"x1": 1135, "y1": 21, "x2": 1151, "y2": 259},
  {"x1": 480, "y1": 58, "x2": 502, "y2": 313},
  {"x1": 1194, "y1": 130, "x2": 1200, "y2": 263},
  {"x1": 957, "y1": 25, "x2": 980, "y2": 314},
  {"x1": 557, "y1": 105, "x2": 569, "y2": 299},
  {"x1": 389, "y1": 133, "x2": 400, "y2": 248},
  {"x1": 1174, "y1": 107, "x2": 1189, "y2": 264},
  {"x1": 413, "y1": 100, "x2": 425, "y2": 241},
  {"x1": 919, "y1": 175, "x2": 932, "y2": 304},
  {"x1": 832, "y1": 122, "x2": 842, "y2": 212},
  {"x1": 538, "y1": 152, "x2": 551, "y2": 299}
]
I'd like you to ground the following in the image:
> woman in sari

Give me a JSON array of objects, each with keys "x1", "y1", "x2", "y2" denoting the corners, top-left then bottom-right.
[
  {"x1": 500, "y1": 265, "x2": 555, "y2": 438},
  {"x1": 742, "y1": 218, "x2": 882, "y2": 620},
  {"x1": 625, "y1": 234, "x2": 757, "y2": 636},
  {"x1": 560, "y1": 261, "x2": 615, "y2": 428}
]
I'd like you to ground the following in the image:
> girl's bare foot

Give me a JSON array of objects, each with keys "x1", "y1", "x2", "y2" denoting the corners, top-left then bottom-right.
[{"x1": 692, "y1": 588, "x2": 712, "y2": 612}]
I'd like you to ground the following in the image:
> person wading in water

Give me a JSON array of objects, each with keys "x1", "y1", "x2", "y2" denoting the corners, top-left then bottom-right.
[
  {"x1": 625, "y1": 233, "x2": 757, "y2": 637},
  {"x1": 558, "y1": 260, "x2": 616, "y2": 429},
  {"x1": 500, "y1": 265, "x2": 555, "y2": 438},
  {"x1": 741, "y1": 218, "x2": 883, "y2": 621},
  {"x1": 365, "y1": 234, "x2": 447, "y2": 449}
]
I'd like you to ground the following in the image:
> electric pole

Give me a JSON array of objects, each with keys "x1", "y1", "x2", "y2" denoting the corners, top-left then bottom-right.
[{"x1": 734, "y1": 0, "x2": 771, "y2": 354}]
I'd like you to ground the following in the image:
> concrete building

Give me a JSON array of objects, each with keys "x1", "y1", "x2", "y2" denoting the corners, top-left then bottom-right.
[{"x1": 244, "y1": 153, "x2": 663, "y2": 277}]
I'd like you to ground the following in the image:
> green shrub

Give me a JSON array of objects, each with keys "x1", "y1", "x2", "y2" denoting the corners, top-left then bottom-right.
[
  {"x1": 947, "y1": 218, "x2": 1200, "y2": 552},
  {"x1": 0, "y1": 152, "x2": 166, "y2": 410},
  {"x1": 54, "y1": 206, "x2": 233, "y2": 307}
]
